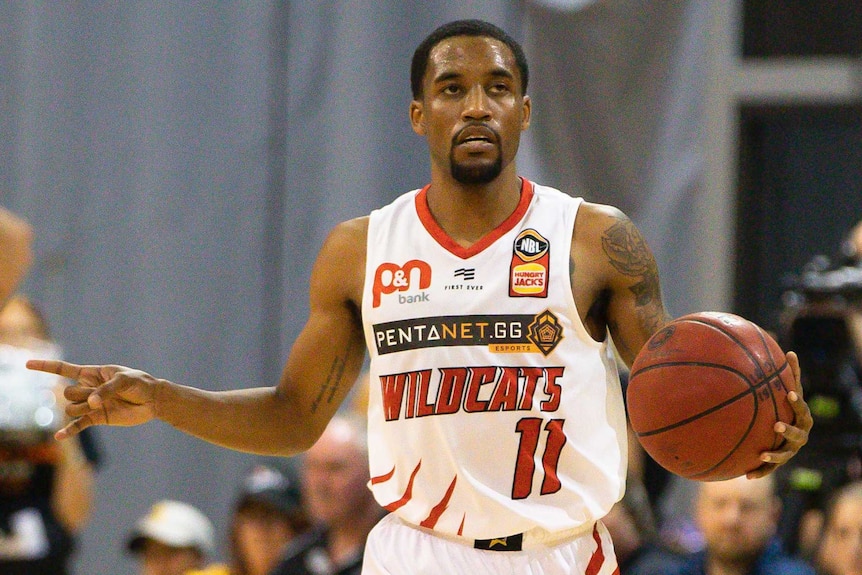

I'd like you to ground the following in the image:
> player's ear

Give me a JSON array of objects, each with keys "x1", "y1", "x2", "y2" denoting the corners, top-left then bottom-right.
[
  {"x1": 521, "y1": 95, "x2": 531, "y2": 131},
  {"x1": 410, "y1": 100, "x2": 426, "y2": 136}
]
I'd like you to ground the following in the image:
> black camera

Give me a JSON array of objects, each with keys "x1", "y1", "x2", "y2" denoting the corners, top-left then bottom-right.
[
  {"x1": 780, "y1": 257, "x2": 862, "y2": 446},
  {"x1": 790, "y1": 255, "x2": 862, "y2": 301},
  {"x1": 775, "y1": 255, "x2": 862, "y2": 555}
]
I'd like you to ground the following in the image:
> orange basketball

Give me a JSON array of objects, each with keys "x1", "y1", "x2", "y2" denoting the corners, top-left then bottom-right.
[{"x1": 627, "y1": 311, "x2": 795, "y2": 481}]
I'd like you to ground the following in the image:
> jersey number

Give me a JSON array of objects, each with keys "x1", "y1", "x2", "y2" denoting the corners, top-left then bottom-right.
[{"x1": 512, "y1": 418, "x2": 566, "y2": 499}]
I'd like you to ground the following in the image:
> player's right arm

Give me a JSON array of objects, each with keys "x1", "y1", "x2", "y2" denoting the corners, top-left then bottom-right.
[
  {"x1": 0, "y1": 206, "x2": 34, "y2": 306},
  {"x1": 27, "y1": 217, "x2": 369, "y2": 456}
]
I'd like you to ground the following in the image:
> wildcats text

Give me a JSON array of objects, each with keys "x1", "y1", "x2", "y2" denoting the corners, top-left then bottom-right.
[{"x1": 379, "y1": 366, "x2": 565, "y2": 421}]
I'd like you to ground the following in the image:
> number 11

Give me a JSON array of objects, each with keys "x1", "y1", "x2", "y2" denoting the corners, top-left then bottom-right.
[{"x1": 512, "y1": 418, "x2": 566, "y2": 500}]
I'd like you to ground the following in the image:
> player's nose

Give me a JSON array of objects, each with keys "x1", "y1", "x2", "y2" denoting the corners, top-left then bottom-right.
[{"x1": 461, "y1": 85, "x2": 491, "y2": 121}]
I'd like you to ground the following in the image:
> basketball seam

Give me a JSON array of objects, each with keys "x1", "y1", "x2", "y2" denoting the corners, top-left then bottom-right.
[
  {"x1": 634, "y1": 361, "x2": 789, "y2": 437},
  {"x1": 687, "y1": 319, "x2": 772, "y2": 382}
]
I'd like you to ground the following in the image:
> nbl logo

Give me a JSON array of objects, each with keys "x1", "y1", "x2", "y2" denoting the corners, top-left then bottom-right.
[
  {"x1": 514, "y1": 232, "x2": 548, "y2": 261},
  {"x1": 372, "y1": 260, "x2": 432, "y2": 307},
  {"x1": 510, "y1": 229, "x2": 549, "y2": 298}
]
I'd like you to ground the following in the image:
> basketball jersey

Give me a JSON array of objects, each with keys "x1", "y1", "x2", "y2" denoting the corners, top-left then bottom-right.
[{"x1": 361, "y1": 178, "x2": 627, "y2": 539}]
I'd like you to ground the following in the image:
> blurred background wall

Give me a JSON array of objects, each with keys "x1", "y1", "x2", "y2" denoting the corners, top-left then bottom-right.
[{"x1": 0, "y1": 1, "x2": 859, "y2": 573}]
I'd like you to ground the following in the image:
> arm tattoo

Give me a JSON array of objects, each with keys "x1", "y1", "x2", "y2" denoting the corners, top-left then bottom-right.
[
  {"x1": 601, "y1": 218, "x2": 663, "y2": 325},
  {"x1": 607, "y1": 318, "x2": 634, "y2": 361},
  {"x1": 310, "y1": 354, "x2": 347, "y2": 414}
]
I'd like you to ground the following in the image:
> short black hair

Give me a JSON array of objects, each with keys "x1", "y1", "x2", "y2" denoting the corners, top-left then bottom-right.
[{"x1": 410, "y1": 19, "x2": 529, "y2": 99}]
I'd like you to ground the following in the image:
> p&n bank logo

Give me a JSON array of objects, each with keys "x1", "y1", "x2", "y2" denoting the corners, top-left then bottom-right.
[{"x1": 372, "y1": 259, "x2": 432, "y2": 308}]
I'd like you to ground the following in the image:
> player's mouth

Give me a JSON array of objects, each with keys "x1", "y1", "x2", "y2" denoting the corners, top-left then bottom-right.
[{"x1": 454, "y1": 125, "x2": 498, "y2": 152}]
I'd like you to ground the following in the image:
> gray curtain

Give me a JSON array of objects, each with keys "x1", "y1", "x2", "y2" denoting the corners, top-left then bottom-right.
[{"x1": 0, "y1": 2, "x2": 707, "y2": 573}]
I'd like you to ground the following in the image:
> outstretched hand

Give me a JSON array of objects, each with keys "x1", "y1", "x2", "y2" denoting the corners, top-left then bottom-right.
[
  {"x1": 26, "y1": 359, "x2": 160, "y2": 440},
  {"x1": 746, "y1": 351, "x2": 813, "y2": 479}
]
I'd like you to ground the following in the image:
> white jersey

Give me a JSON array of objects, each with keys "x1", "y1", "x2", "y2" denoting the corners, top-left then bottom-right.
[{"x1": 361, "y1": 178, "x2": 627, "y2": 540}]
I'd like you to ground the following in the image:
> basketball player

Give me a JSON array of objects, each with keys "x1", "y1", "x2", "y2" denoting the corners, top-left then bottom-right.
[{"x1": 27, "y1": 19, "x2": 812, "y2": 574}]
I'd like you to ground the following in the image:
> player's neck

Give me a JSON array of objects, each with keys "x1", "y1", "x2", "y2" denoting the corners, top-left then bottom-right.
[{"x1": 425, "y1": 169, "x2": 523, "y2": 248}]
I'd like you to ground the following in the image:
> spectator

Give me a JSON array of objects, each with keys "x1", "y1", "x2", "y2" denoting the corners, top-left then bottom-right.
[
  {"x1": 0, "y1": 207, "x2": 32, "y2": 306},
  {"x1": 679, "y1": 474, "x2": 815, "y2": 575},
  {"x1": 602, "y1": 479, "x2": 686, "y2": 575},
  {"x1": 0, "y1": 295, "x2": 98, "y2": 575},
  {"x1": 812, "y1": 480, "x2": 862, "y2": 575},
  {"x1": 127, "y1": 500, "x2": 223, "y2": 575},
  {"x1": 841, "y1": 219, "x2": 862, "y2": 264},
  {"x1": 228, "y1": 463, "x2": 311, "y2": 575},
  {"x1": 272, "y1": 414, "x2": 385, "y2": 575}
]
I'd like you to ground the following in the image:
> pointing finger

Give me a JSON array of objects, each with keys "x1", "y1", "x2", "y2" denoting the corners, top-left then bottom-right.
[{"x1": 27, "y1": 359, "x2": 84, "y2": 380}]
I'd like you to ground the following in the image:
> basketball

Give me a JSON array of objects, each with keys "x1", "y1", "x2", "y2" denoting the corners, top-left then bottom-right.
[{"x1": 626, "y1": 311, "x2": 795, "y2": 481}]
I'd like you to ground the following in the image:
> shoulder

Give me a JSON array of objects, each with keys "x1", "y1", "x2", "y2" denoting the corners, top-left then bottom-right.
[
  {"x1": 575, "y1": 201, "x2": 629, "y2": 234},
  {"x1": 676, "y1": 551, "x2": 707, "y2": 575},
  {"x1": 624, "y1": 545, "x2": 687, "y2": 575},
  {"x1": 329, "y1": 216, "x2": 368, "y2": 242},
  {"x1": 570, "y1": 201, "x2": 633, "y2": 263},
  {"x1": 572, "y1": 201, "x2": 654, "y2": 264},
  {"x1": 310, "y1": 217, "x2": 368, "y2": 306},
  {"x1": 318, "y1": 216, "x2": 368, "y2": 266},
  {"x1": 761, "y1": 561, "x2": 816, "y2": 575},
  {"x1": 370, "y1": 188, "x2": 423, "y2": 217},
  {"x1": 0, "y1": 206, "x2": 32, "y2": 241},
  {"x1": 758, "y1": 538, "x2": 816, "y2": 575},
  {"x1": 272, "y1": 527, "x2": 328, "y2": 572}
]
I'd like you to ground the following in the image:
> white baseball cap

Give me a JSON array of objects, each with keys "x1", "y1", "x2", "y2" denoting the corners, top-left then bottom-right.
[{"x1": 127, "y1": 500, "x2": 214, "y2": 554}]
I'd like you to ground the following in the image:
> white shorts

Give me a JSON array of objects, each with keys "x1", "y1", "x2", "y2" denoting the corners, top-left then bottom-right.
[{"x1": 361, "y1": 513, "x2": 619, "y2": 575}]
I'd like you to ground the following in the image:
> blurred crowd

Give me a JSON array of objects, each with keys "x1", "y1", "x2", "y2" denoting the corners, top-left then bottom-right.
[
  {"x1": 2, "y1": 207, "x2": 862, "y2": 575},
  {"x1": 125, "y1": 410, "x2": 384, "y2": 575}
]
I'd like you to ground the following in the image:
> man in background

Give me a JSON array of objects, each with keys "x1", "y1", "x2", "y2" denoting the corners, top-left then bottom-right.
[
  {"x1": 679, "y1": 475, "x2": 814, "y2": 575},
  {"x1": 0, "y1": 294, "x2": 99, "y2": 575},
  {"x1": 273, "y1": 415, "x2": 384, "y2": 575},
  {"x1": 602, "y1": 479, "x2": 686, "y2": 575},
  {"x1": 226, "y1": 463, "x2": 311, "y2": 575},
  {"x1": 813, "y1": 480, "x2": 862, "y2": 575},
  {"x1": 127, "y1": 500, "x2": 221, "y2": 575},
  {"x1": 0, "y1": 207, "x2": 32, "y2": 305}
]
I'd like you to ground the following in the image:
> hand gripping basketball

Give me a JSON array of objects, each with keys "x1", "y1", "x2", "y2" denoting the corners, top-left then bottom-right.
[{"x1": 626, "y1": 311, "x2": 811, "y2": 481}]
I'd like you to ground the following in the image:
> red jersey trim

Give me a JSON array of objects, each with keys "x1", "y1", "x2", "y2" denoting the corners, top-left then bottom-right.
[
  {"x1": 415, "y1": 178, "x2": 534, "y2": 259},
  {"x1": 585, "y1": 524, "x2": 607, "y2": 575}
]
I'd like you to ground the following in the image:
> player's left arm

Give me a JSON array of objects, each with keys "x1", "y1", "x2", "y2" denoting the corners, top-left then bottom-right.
[
  {"x1": 572, "y1": 202, "x2": 669, "y2": 367},
  {"x1": 573, "y1": 202, "x2": 811, "y2": 476}
]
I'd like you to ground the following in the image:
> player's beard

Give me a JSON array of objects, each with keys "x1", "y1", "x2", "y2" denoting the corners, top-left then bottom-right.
[
  {"x1": 450, "y1": 154, "x2": 503, "y2": 185},
  {"x1": 449, "y1": 131, "x2": 503, "y2": 185}
]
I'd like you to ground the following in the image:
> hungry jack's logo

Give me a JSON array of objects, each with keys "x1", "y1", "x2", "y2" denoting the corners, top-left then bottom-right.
[{"x1": 509, "y1": 229, "x2": 549, "y2": 298}]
